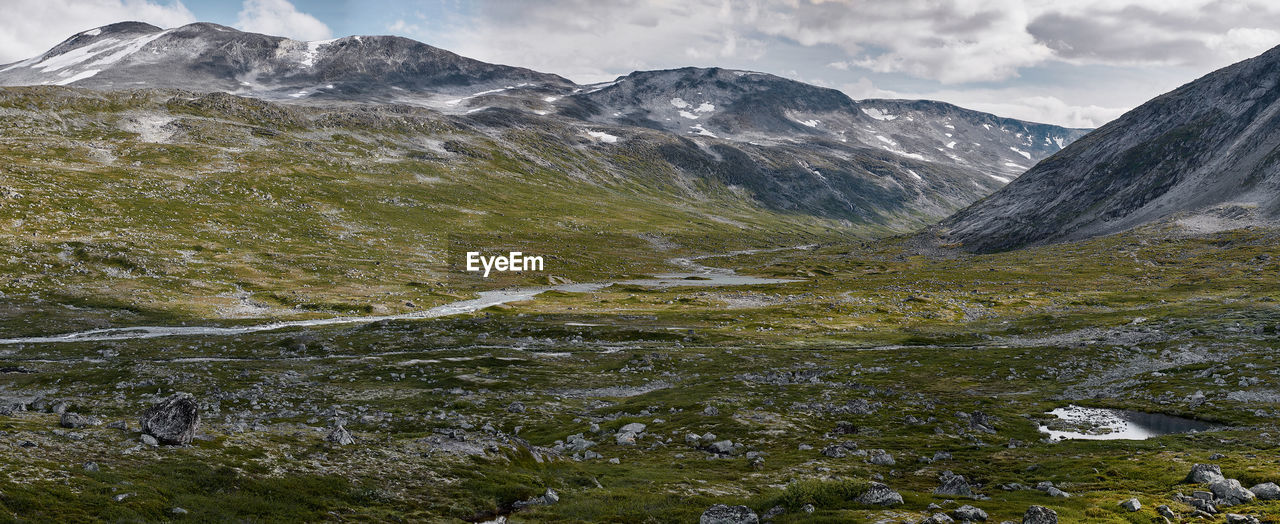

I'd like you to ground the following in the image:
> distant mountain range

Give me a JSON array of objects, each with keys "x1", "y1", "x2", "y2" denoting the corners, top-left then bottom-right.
[
  {"x1": 935, "y1": 42, "x2": 1280, "y2": 252},
  {"x1": 0, "y1": 21, "x2": 1089, "y2": 230}
]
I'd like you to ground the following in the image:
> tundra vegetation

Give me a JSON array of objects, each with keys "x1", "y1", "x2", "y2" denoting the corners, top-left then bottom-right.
[{"x1": 0, "y1": 87, "x2": 1277, "y2": 522}]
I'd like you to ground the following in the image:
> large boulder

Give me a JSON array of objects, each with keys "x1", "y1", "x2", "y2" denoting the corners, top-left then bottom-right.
[
  {"x1": 935, "y1": 471, "x2": 974, "y2": 497},
  {"x1": 699, "y1": 504, "x2": 758, "y2": 524},
  {"x1": 1249, "y1": 482, "x2": 1280, "y2": 500},
  {"x1": 1022, "y1": 505, "x2": 1057, "y2": 524},
  {"x1": 139, "y1": 393, "x2": 200, "y2": 445},
  {"x1": 1209, "y1": 478, "x2": 1256, "y2": 506},
  {"x1": 1186, "y1": 463, "x2": 1225, "y2": 484},
  {"x1": 854, "y1": 482, "x2": 904, "y2": 506}
]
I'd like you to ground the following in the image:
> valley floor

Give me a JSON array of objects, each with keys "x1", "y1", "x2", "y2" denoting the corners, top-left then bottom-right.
[{"x1": 1, "y1": 226, "x2": 1279, "y2": 522}]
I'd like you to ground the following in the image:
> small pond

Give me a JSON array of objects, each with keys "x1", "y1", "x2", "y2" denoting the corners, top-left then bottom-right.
[{"x1": 1039, "y1": 405, "x2": 1218, "y2": 441}]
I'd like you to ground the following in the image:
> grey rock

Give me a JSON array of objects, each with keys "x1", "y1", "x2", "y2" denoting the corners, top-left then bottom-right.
[
  {"x1": 821, "y1": 441, "x2": 857, "y2": 458},
  {"x1": 1249, "y1": 482, "x2": 1280, "y2": 500},
  {"x1": 935, "y1": 471, "x2": 974, "y2": 497},
  {"x1": 83, "y1": 462, "x2": 99, "y2": 472},
  {"x1": 854, "y1": 481, "x2": 904, "y2": 506},
  {"x1": 59, "y1": 412, "x2": 100, "y2": 429},
  {"x1": 140, "y1": 434, "x2": 158, "y2": 446},
  {"x1": 1225, "y1": 514, "x2": 1260, "y2": 524},
  {"x1": 920, "y1": 514, "x2": 954, "y2": 524},
  {"x1": 699, "y1": 504, "x2": 759, "y2": 524},
  {"x1": 513, "y1": 488, "x2": 559, "y2": 509},
  {"x1": 1186, "y1": 463, "x2": 1225, "y2": 484},
  {"x1": 952, "y1": 504, "x2": 988, "y2": 521},
  {"x1": 1021, "y1": 505, "x2": 1057, "y2": 524},
  {"x1": 507, "y1": 401, "x2": 525, "y2": 413},
  {"x1": 113, "y1": 493, "x2": 134, "y2": 502},
  {"x1": 703, "y1": 406, "x2": 719, "y2": 416},
  {"x1": 139, "y1": 393, "x2": 200, "y2": 445},
  {"x1": 1209, "y1": 478, "x2": 1256, "y2": 506},
  {"x1": 707, "y1": 440, "x2": 735, "y2": 455},
  {"x1": 170, "y1": 507, "x2": 188, "y2": 515},
  {"x1": 326, "y1": 424, "x2": 355, "y2": 446},
  {"x1": 1045, "y1": 487, "x2": 1070, "y2": 498},
  {"x1": 1156, "y1": 505, "x2": 1177, "y2": 519},
  {"x1": 868, "y1": 449, "x2": 895, "y2": 466},
  {"x1": 1119, "y1": 498, "x2": 1140, "y2": 511}
]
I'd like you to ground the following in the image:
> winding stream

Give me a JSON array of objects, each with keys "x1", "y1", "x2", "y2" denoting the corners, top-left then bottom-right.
[{"x1": 0, "y1": 249, "x2": 805, "y2": 345}]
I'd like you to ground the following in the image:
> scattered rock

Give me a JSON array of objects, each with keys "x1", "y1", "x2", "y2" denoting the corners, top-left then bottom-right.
[
  {"x1": 1156, "y1": 505, "x2": 1177, "y2": 519},
  {"x1": 1119, "y1": 498, "x2": 1140, "y2": 511},
  {"x1": 171, "y1": 507, "x2": 188, "y2": 515},
  {"x1": 139, "y1": 393, "x2": 200, "y2": 446},
  {"x1": 326, "y1": 424, "x2": 355, "y2": 446},
  {"x1": 1022, "y1": 505, "x2": 1057, "y2": 524},
  {"x1": 703, "y1": 406, "x2": 719, "y2": 416},
  {"x1": 699, "y1": 504, "x2": 759, "y2": 524},
  {"x1": 935, "y1": 471, "x2": 973, "y2": 497},
  {"x1": 952, "y1": 504, "x2": 988, "y2": 521},
  {"x1": 83, "y1": 462, "x2": 99, "y2": 472},
  {"x1": 707, "y1": 440, "x2": 735, "y2": 455},
  {"x1": 615, "y1": 423, "x2": 646, "y2": 445},
  {"x1": 821, "y1": 441, "x2": 858, "y2": 458},
  {"x1": 513, "y1": 488, "x2": 559, "y2": 509},
  {"x1": 140, "y1": 434, "x2": 158, "y2": 446},
  {"x1": 59, "y1": 412, "x2": 99, "y2": 429},
  {"x1": 1225, "y1": 514, "x2": 1260, "y2": 524},
  {"x1": 507, "y1": 401, "x2": 526, "y2": 413},
  {"x1": 920, "y1": 513, "x2": 955, "y2": 523},
  {"x1": 1045, "y1": 487, "x2": 1070, "y2": 498},
  {"x1": 113, "y1": 493, "x2": 134, "y2": 502},
  {"x1": 868, "y1": 449, "x2": 895, "y2": 466},
  {"x1": 854, "y1": 481, "x2": 904, "y2": 506}
]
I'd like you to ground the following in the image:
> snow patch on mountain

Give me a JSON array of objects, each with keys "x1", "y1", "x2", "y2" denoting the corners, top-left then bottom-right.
[
  {"x1": 585, "y1": 130, "x2": 619, "y2": 143},
  {"x1": 862, "y1": 107, "x2": 897, "y2": 121}
]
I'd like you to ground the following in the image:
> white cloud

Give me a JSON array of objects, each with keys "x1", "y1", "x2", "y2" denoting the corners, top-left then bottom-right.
[
  {"x1": 419, "y1": 1, "x2": 768, "y2": 84},
  {"x1": 0, "y1": 0, "x2": 195, "y2": 64},
  {"x1": 235, "y1": 0, "x2": 331, "y2": 41},
  {"x1": 754, "y1": 0, "x2": 1054, "y2": 84}
]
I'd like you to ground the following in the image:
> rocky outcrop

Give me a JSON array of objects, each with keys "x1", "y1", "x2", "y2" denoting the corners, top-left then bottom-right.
[{"x1": 139, "y1": 393, "x2": 200, "y2": 445}]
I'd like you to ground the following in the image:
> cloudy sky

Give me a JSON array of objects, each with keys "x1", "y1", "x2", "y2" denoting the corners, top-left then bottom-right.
[{"x1": 3, "y1": 0, "x2": 1278, "y2": 128}]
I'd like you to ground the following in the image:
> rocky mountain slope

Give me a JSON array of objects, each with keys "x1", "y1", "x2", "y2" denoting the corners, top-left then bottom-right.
[
  {"x1": 935, "y1": 43, "x2": 1280, "y2": 253},
  {"x1": 562, "y1": 67, "x2": 1087, "y2": 183},
  {"x1": 0, "y1": 22, "x2": 1089, "y2": 228},
  {"x1": 0, "y1": 21, "x2": 572, "y2": 102}
]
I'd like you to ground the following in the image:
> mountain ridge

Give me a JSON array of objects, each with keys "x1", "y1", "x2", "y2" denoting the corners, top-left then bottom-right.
[{"x1": 933, "y1": 42, "x2": 1280, "y2": 253}]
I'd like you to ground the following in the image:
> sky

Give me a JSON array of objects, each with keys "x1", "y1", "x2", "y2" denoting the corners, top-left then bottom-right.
[{"x1": 2, "y1": 0, "x2": 1279, "y2": 128}]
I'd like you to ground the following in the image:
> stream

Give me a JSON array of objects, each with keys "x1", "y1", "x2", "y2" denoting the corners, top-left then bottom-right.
[{"x1": 0, "y1": 248, "x2": 806, "y2": 345}]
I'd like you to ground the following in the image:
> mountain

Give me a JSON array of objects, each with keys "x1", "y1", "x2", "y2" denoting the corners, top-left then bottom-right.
[
  {"x1": 0, "y1": 22, "x2": 573, "y2": 101},
  {"x1": 934, "y1": 44, "x2": 1280, "y2": 253},
  {"x1": 560, "y1": 67, "x2": 1088, "y2": 182},
  {"x1": 0, "y1": 22, "x2": 1090, "y2": 231}
]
